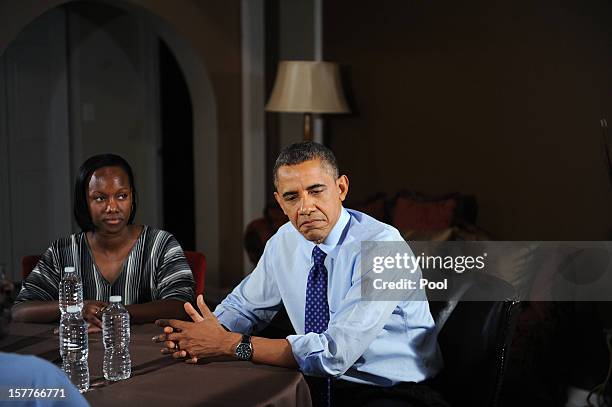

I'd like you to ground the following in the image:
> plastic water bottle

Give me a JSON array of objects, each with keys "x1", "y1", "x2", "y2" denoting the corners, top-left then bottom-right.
[
  {"x1": 59, "y1": 305, "x2": 89, "y2": 393},
  {"x1": 102, "y1": 296, "x2": 131, "y2": 381},
  {"x1": 59, "y1": 267, "x2": 83, "y2": 314}
]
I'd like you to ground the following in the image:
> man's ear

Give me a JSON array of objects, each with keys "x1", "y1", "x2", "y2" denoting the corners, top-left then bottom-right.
[
  {"x1": 337, "y1": 175, "x2": 349, "y2": 202},
  {"x1": 273, "y1": 191, "x2": 288, "y2": 216}
]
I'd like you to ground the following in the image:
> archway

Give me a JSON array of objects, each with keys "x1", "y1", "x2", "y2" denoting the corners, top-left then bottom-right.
[{"x1": 0, "y1": 0, "x2": 245, "y2": 295}]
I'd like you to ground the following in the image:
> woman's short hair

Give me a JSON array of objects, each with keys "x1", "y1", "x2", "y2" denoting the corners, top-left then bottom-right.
[{"x1": 74, "y1": 154, "x2": 138, "y2": 231}]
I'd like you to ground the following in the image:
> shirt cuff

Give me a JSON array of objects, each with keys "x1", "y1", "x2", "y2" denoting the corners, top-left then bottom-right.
[
  {"x1": 214, "y1": 307, "x2": 254, "y2": 334},
  {"x1": 286, "y1": 332, "x2": 329, "y2": 377}
]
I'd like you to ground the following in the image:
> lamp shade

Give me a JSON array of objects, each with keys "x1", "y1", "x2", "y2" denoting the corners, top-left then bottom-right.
[{"x1": 265, "y1": 61, "x2": 350, "y2": 114}]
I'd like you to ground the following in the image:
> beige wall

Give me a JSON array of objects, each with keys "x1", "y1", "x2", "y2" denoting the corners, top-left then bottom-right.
[
  {"x1": 325, "y1": 0, "x2": 612, "y2": 240},
  {"x1": 67, "y1": 4, "x2": 163, "y2": 229}
]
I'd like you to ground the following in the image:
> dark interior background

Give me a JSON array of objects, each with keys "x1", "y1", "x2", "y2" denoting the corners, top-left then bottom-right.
[
  {"x1": 160, "y1": 40, "x2": 195, "y2": 251},
  {"x1": 323, "y1": 0, "x2": 612, "y2": 240}
]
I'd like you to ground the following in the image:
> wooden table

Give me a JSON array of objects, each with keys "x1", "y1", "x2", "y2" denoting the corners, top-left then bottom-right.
[{"x1": 0, "y1": 322, "x2": 312, "y2": 407}]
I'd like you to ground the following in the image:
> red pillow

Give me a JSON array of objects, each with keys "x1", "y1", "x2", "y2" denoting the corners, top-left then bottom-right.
[
  {"x1": 354, "y1": 195, "x2": 387, "y2": 222},
  {"x1": 393, "y1": 196, "x2": 457, "y2": 231}
]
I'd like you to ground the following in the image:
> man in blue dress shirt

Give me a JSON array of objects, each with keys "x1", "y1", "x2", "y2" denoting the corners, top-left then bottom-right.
[{"x1": 156, "y1": 142, "x2": 445, "y2": 406}]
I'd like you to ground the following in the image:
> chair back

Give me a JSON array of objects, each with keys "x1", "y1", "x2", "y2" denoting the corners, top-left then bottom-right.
[
  {"x1": 21, "y1": 255, "x2": 41, "y2": 280},
  {"x1": 22, "y1": 251, "x2": 206, "y2": 296},
  {"x1": 184, "y1": 250, "x2": 206, "y2": 296},
  {"x1": 428, "y1": 272, "x2": 520, "y2": 407}
]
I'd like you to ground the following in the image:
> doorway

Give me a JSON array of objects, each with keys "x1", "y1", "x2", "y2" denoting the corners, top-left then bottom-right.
[
  {"x1": 159, "y1": 40, "x2": 195, "y2": 250},
  {"x1": 0, "y1": 2, "x2": 195, "y2": 280}
]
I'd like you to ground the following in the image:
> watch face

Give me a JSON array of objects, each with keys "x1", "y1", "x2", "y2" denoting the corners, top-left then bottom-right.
[{"x1": 236, "y1": 343, "x2": 252, "y2": 360}]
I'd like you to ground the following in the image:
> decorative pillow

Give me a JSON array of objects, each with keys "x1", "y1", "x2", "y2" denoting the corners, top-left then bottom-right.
[
  {"x1": 353, "y1": 193, "x2": 387, "y2": 222},
  {"x1": 393, "y1": 195, "x2": 457, "y2": 231},
  {"x1": 453, "y1": 220, "x2": 493, "y2": 241},
  {"x1": 401, "y1": 227, "x2": 455, "y2": 241}
]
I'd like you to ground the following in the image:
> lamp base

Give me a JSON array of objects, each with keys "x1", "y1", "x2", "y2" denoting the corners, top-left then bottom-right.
[{"x1": 303, "y1": 113, "x2": 313, "y2": 141}]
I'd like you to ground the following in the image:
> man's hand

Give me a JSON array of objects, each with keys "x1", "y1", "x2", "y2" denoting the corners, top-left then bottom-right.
[
  {"x1": 82, "y1": 300, "x2": 108, "y2": 329},
  {"x1": 153, "y1": 295, "x2": 240, "y2": 363}
]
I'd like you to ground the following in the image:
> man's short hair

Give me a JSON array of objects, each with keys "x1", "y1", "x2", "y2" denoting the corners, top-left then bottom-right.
[
  {"x1": 273, "y1": 141, "x2": 340, "y2": 189},
  {"x1": 74, "y1": 153, "x2": 138, "y2": 232}
]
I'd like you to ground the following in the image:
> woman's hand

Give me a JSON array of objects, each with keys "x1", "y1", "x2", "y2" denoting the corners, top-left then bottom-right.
[{"x1": 82, "y1": 300, "x2": 108, "y2": 329}]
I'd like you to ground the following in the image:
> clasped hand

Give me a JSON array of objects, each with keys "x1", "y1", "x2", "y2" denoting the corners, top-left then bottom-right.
[
  {"x1": 153, "y1": 294, "x2": 237, "y2": 363},
  {"x1": 83, "y1": 300, "x2": 108, "y2": 333},
  {"x1": 52, "y1": 300, "x2": 107, "y2": 335}
]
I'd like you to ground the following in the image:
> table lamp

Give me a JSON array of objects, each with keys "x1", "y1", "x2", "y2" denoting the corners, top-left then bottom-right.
[{"x1": 265, "y1": 60, "x2": 350, "y2": 141}]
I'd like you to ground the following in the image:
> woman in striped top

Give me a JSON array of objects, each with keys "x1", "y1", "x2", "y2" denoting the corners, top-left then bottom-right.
[{"x1": 12, "y1": 154, "x2": 194, "y2": 330}]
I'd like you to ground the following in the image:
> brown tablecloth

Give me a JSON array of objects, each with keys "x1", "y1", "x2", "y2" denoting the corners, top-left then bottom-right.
[{"x1": 0, "y1": 322, "x2": 312, "y2": 407}]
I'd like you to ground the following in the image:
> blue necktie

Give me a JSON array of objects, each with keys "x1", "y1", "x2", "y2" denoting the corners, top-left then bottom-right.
[{"x1": 305, "y1": 246, "x2": 330, "y2": 407}]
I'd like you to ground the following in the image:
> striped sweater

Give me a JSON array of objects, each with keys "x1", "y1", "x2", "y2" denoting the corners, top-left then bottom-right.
[{"x1": 16, "y1": 226, "x2": 194, "y2": 305}]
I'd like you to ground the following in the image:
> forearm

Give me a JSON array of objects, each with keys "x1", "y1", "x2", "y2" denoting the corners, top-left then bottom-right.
[
  {"x1": 11, "y1": 301, "x2": 60, "y2": 323},
  {"x1": 224, "y1": 333, "x2": 298, "y2": 369},
  {"x1": 126, "y1": 299, "x2": 188, "y2": 324}
]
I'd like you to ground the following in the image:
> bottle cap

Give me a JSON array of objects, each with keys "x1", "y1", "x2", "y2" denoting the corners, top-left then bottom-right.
[
  {"x1": 109, "y1": 296, "x2": 122, "y2": 303},
  {"x1": 66, "y1": 305, "x2": 80, "y2": 313},
  {"x1": 64, "y1": 267, "x2": 75, "y2": 273}
]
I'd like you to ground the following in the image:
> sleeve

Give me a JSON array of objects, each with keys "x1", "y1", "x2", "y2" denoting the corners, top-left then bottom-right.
[
  {"x1": 153, "y1": 234, "x2": 195, "y2": 303},
  {"x1": 5, "y1": 354, "x2": 89, "y2": 407},
  {"x1": 31, "y1": 357, "x2": 89, "y2": 407},
  {"x1": 14, "y1": 245, "x2": 61, "y2": 304},
  {"x1": 213, "y1": 239, "x2": 282, "y2": 334},
  {"x1": 286, "y1": 261, "x2": 400, "y2": 377},
  {"x1": 287, "y1": 232, "x2": 422, "y2": 377}
]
